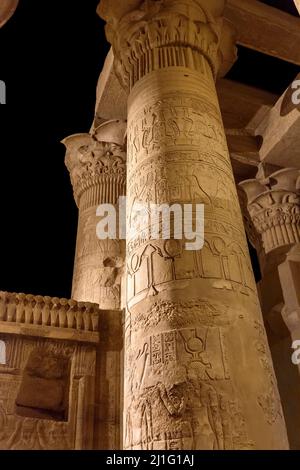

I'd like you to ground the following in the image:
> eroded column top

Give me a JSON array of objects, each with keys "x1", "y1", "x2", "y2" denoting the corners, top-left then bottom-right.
[
  {"x1": 97, "y1": 0, "x2": 236, "y2": 88},
  {"x1": 62, "y1": 120, "x2": 127, "y2": 206}
]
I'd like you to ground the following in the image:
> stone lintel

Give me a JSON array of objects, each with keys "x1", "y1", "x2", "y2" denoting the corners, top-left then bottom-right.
[
  {"x1": 98, "y1": 0, "x2": 300, "y2": 69},
  {"x1": 225, "y1": 0, "x2": 300, "y2": 66}
]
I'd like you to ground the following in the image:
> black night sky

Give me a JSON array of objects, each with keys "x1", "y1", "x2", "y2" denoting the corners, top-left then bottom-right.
[
  {"x1": 0, "y1": 0, "x2": 109, "y2": 298},
  {"x1": 0, "y1": 0, "x2": 299, "y2": 298}
]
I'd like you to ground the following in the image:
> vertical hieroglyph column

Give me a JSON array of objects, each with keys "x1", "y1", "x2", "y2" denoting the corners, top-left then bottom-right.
[
  {"x1": 99, "y1": 0, "x2": 288, "y2": 449},
  {"x1": 63, "y1": 120, "x2": 126, "y2": 449}
]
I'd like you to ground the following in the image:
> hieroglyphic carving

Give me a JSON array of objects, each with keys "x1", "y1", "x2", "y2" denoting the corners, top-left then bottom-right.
[
  {"x1": 0, "y1": 335, "x2": 96, "y2": 450},
  {"x1": 240, "y1": 168, "x2": 300, "y2": 254},
  {"x1": 130, "y1": 327, "x2": 229, "y2": 382},
  {"x1": 99, "y1": 0, "x2": 288, "y2": 450},
  {"x1": 253, "y1": 321, "x2": 283, "y2": 425},
  {"x1": 127, "y1": 96, "x2": 228, "y2": 168},
  {"x1": 125, "y1": 372, "x2": 252, "y2": 450},
  {"x1": 127, "y1": 237, "x2": 256, "y2": 306},
  {"x1": 123, "y1": 305, "x2": 257, "y2": 451}
]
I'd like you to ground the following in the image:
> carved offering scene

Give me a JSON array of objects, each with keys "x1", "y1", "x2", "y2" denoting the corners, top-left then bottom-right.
[{"x1": 1, "y1": 0, "x2": 300, "y2": 453}]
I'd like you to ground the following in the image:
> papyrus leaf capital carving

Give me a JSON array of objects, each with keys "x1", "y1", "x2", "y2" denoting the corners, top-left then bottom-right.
[
  {"x1": 98, "y1": 0, "x2": 237, "y2": 88},
  {"x1": 240, "y1": 168, "x2": 300, "y2": 254},
  {"x1": 63, "y1": 120, "x2": 127, "y2": 206}
]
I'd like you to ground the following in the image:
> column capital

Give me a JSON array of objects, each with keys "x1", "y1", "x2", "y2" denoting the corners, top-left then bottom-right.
[
  {"x1": 97, "y1": 0, "x2": 236, "y2": 89},
  {"x1": 237, "y1": 186, "x2": 263, "y2": 253},
  {"x1": 240, "y1": 168, "x2": 300, "y2": 255},
  {"x1": 62, "y1": 120, "x2": 127, "y2": 206},
  {"x1": 279, "y1": 244, "x2": 300, "y2": 335}
]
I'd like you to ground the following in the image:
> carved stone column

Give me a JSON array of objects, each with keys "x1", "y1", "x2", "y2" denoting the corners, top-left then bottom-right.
[
  {"x1": 240, "y1": 167, "x2": 300, "y2": 449},
  {"x1": 279, "y1": 244, "x2": 300, "y2": 347},
  {"x1": 63, "y1": 120, "x2": 126, "y2": 450},
  {"x1": 63, "y1": 120, "x2": 126, "y2": 310},
  {"x1": 240, "y1": 167, "x2": 300, "y2": 318},
  {"x1": 99, "y1": 0, "x2": 288, "y2": 449},
  {"x1": 240, "y1": 168, "x2": 300, "y2": 257}
]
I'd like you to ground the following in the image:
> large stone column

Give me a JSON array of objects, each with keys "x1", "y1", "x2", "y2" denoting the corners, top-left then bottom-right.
[
  {"x1": 63, "y1": 120, "x2": 126, "y2": 449},
  {"x1": 63, "y1": 120, "x2": 126, "y2": 310},
  {"x1": 99, "y1": 0, "x2": 288, "y2": 449},
  {"x1": 240, "y1": 166, "x2": 300, "y2": 449}
]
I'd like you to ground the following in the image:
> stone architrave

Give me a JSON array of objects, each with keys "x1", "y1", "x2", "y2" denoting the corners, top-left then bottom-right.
[{"x1": 99, "y1": 0, "x2": 288, "y2": 450}]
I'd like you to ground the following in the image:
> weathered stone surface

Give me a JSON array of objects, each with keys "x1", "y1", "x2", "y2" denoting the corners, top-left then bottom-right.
[
  {"x1": 63, "y1": 121, "x2": 126, "y2": 309},
  {"x1": 240, "y1": 168, "x2": 300, "y2": 255},
  {"x1": 0, "y1": 335, "x2": 97, "y2": 449},
  {"x1": 255, "y1": 75, "x2": 300, "y2": 168},
  {"x1": 225, "y1": 0, "x2": 300, "y2": 66},
  {"x1": 240, "y1": 167, "x2": 300, "y2": 449},
  {"x1": 1, "y1": 0, "x2": 298, "y2": 451},
  {"x1": 99, "y1": 0, "x2": 289, "y2": 450},
  {"x1": 63, "y1": 120, "x2": 127, "y2": 450},
  {"x1": 0, "y1": 291, "x2": 100, "y2": 343}
]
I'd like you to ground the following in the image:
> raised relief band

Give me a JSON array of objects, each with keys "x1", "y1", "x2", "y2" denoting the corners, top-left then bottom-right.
[
  {"x1": 99, "y1": 0, "x2": 237, "y2": 89},
  {"x1": 99, "y1": 0, "x2": 288, "y2": 450}
]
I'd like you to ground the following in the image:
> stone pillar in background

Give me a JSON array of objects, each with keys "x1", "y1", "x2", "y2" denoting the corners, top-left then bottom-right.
[
  {"x1": 99, "y1": 0, "x2": 288, "y2": 450},
  {"x1": 240, "y1": 167, "x2": 300, "y2": 449},
  {"x1": 63, "y1": 120, "x2": 126, "y2": 310},
  {"x1": 279, "y1": 244, "x2": 300, "y2": 353},
  {"x1": 63, "y1": 120, "x2": 127, "y2": 449}
]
